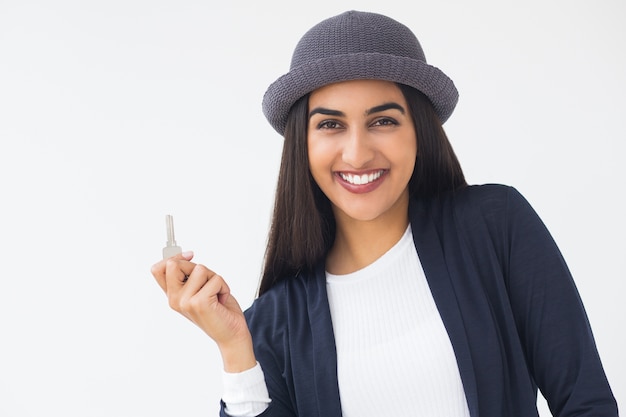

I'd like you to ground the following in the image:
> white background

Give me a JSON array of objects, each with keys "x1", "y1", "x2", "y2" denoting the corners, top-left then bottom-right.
[{"x1": 0, "y1": 0, "x2": 624, "y2": 416}]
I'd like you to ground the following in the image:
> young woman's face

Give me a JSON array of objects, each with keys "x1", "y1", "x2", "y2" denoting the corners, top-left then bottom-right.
[{"x1": 307, "y1": 79, "x2": 417, "y2": 224}]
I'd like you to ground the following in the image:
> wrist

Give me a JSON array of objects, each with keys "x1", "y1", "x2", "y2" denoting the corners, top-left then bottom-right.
[{"x1": 218, "y1": 335, "x2": 257, "y2": 373}]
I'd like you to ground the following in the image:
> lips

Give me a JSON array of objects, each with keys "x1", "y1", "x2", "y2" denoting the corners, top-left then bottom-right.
[
  {"x1": 335, "y1": 169, "x2": 387, "y2": 194},
  {"x1": 338, "y1": 170, "x2": 384, "y2": 185}
]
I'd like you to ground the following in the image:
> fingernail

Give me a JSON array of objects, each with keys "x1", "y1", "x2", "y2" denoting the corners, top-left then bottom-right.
[{"x1": 182, "y1": 251, "x2": 194, "y2": 259}]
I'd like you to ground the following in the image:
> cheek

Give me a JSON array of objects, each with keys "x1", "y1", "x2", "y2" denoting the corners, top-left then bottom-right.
[
  {"x1": 396, "y1": 136, "x2": 418, "y2": 173},
  {"x1": 307, "y1": 138, "x2": 333, "y2": 177}
]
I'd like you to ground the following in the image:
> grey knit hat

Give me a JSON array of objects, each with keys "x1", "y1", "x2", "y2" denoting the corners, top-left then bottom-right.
[{"x1": 262, "y1": 10, "x2": 458, "y2": 135}]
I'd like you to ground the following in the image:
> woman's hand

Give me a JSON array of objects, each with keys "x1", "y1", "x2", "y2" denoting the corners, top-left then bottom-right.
[{"x1": 151, "y1": 252, "x2": 257, "y2": 372}]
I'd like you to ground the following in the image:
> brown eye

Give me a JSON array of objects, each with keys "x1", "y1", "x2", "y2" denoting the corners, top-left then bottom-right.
[
  {"x1": 318, "y1": 120, "x2": 341, "y2": 129},
  {"x1": 372, "y1": 117, "x2": 398, "y2": 127}
]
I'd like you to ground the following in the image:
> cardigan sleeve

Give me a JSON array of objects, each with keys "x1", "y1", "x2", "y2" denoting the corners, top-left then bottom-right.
[
  {"x1": 220, "y1": 282, "x2": 298, "y2": 417},
  {"x1": 503, "y1": 187, "x2": 617, "y2": 416}
]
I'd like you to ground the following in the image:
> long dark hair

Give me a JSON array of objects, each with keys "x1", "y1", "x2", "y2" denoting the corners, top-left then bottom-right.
[{"x1": 258, "y1": 84, "x2": 466, "y2": 296}]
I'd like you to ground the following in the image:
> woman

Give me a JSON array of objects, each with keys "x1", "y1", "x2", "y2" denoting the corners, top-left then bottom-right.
[{"x1": 151, "y1": 10, "x2": 618, "y2": 417}]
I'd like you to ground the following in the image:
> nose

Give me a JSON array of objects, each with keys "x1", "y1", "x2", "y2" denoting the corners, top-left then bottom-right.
[{"x1": 342, "y1": 127, "x2": 375, "y2": 168}]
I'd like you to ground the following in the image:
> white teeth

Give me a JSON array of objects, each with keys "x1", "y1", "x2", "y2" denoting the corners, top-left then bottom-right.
[{"x1": 340, "y1": 170, "x2": 383, "y2": 185}]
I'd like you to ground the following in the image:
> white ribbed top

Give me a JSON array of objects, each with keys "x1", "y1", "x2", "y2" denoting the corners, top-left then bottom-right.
[{"x1": 326, "y1": 225, "x2": 470, "y2": 416}]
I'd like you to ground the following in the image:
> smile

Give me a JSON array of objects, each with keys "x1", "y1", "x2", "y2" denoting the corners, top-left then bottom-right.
[{"x1": 338, "y1": 170, "x2": 384, "y2": 185}]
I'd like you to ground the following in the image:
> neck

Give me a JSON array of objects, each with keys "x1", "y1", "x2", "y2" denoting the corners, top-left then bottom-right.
[{"x1": 326, "y1": 191, "x2": 410, "y2": 275}]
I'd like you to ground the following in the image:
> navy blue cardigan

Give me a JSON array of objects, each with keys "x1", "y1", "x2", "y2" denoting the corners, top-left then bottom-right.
[{"x1": 221, "y1": 185, "x2": 617, "y2": 416}]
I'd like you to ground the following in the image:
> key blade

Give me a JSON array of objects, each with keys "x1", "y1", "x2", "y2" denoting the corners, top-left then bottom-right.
[{"x1": 165, "y1": 214, "x2": 177, "y2": 246}]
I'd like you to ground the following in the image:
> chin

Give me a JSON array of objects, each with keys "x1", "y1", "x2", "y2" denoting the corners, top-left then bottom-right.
[{"x1": 335, "y1": 205, "x2": 391, "y2": 223}]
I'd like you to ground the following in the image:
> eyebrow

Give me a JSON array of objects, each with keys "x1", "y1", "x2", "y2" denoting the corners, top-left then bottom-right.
[
  {"x1": 366, "y1": 102, "x2": 406, "y2": 115},
  {"x1": 308, "y1": 102, "x2": 406, "y2": 120},
  {"x1": 308, "y1": 107, "x2": 345, "y2": 119}
]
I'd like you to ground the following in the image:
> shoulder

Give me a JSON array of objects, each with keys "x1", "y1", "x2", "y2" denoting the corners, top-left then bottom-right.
[
  {"x1": 412, "y1": 184, "x2": 541, "y2": 249},
  {"x1": 244, "y1": 279, "x2": 288, "y2": 333},
  {"x1": 243, "y1": 270, "x2": 317, "y2": 339},
  {"x1": 454, "y1": 184, "x2": 543, "y2": 228},
  {"x1": 452, "y1": 183, "x2": 528, "y2": 214},
  {"x1": 416, "y1": 183, "x2": 531, "y2": 221}
]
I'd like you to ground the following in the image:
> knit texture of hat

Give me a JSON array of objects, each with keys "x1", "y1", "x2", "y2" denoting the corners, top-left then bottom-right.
[{"x1": 262, "y1": 10, "x2": 458, "y2": 135}]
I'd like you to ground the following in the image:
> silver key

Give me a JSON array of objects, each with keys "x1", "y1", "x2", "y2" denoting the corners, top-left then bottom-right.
[{"x1": 162, "y1": 214, "x2": 182, "y2": 259}]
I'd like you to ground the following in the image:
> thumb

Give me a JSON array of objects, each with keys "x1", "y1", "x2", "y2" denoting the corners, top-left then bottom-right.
[{"x1": 181, "y1": 250, "x2": 194, "y2": 261}]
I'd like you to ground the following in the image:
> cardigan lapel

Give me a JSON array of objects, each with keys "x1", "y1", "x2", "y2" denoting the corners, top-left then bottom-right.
[
  {"x1": 409, "y1": 197, "x2": 480, "y2": 417},
  {"x1": 306, "y1": 262, "x2": 343, "y2": 416}
]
